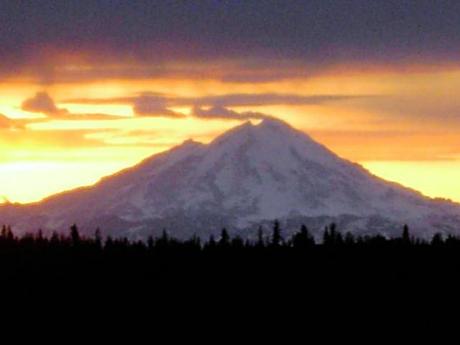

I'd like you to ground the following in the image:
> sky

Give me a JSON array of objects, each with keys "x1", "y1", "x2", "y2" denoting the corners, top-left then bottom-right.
[{"x1": 1, "y1": 0, "x2": 460, "y2": 203}]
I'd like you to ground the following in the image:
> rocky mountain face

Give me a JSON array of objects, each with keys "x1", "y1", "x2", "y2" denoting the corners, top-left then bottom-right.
[{"x1": 1, "y1": 118, "x2": 460, "y2": 239}]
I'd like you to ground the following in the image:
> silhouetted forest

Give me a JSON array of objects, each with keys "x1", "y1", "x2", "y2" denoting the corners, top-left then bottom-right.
[{"x1": 1, "y1": 220, "x2": 460, "y2": 309}]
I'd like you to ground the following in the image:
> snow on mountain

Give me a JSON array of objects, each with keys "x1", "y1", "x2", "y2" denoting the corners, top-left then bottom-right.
[{"x1": 1, "y1": 118, "x2": 460, "y2": 239}]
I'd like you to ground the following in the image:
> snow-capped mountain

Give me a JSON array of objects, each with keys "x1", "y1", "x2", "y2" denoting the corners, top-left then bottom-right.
[{"x1": 1, "y1": 118, "x2": 460, "y2": 239}]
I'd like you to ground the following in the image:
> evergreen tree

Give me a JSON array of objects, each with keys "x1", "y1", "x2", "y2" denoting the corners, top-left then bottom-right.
[
  {"x1": 1, "y1": 225, "x2": 7, "y2": 238},
  {"x1": 344, "y1": 232, "x2": 355, "y2": 246},
  {"x1": 70, "y1": 224, "x2": 80, "y2": 245},
  {"x1": 431, "y1": 233, "x2": 443, "y2": 246},
  {"x1": 231, "y1": 236, "x2": 244, "y2": 249},
  {"x1": 50, "y1": 231, "x2": 59, "y2": 245},
  {"x1": 207, "y1": 234, "x2": 216, "y2": 250},
  {"x1": 6, "y1": 226, "x2": 13, "y2": 241},
  {"x1": 292, "y1": 225, "x2": 314, "y2": 249},
  {"x1": 271, "y1": 220, "x2": 282, "y2": 247},
  {"x1": 402, "y1": 224, "x2": 410, "y2": 245},
  {"x1": 157, "y1": 229, "x2": 169, "y2": 248},
  {"x1": 95, "y1": 228, "x2": 102, "y2": 249},
  {"x1": 219, "y1": 228, "x2": 230, "y2": 247}
]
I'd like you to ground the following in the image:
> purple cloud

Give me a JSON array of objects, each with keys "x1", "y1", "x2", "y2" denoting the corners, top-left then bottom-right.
[
  {"x1": 192, "y1": 105, "x2": 271, "y2": 120},
  {"x1": 21, "y1": 92, "x2": 68, "y2": 116},
  {"x1": 133, "y1": 94, "x2": 185, "y2": 118}
]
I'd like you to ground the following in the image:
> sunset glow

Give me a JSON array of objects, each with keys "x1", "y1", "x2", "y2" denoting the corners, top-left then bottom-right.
[
  {"x1": 1, "y1": 66, "x2": 460, "y2": 203},
  {"x1": 1, "y1": 2, "x2": 460, "y2": 204}
]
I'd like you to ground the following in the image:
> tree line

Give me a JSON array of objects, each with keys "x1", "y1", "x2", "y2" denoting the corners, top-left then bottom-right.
[
  {"x1": 0, "y1": 221, "x2": 458, "y2": 251},
  {"x1": 1, "y1": 220, "x2": 460, "y2": 303}
]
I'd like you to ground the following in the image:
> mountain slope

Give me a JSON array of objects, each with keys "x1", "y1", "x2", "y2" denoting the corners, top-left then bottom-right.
[{"x1": 1, "y1": 118, "x2": 460, "y2": 239}]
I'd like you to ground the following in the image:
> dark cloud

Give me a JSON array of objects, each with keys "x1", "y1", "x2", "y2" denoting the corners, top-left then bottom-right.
[
  {"x1": 133, "y1": 94, "x2": 185, "y2": 118},
  {"x1": 21, "y1": 92, "x2": 68, "y2": 116},
  {"x1": 192, "y1": 105, "x2": 271, "y2": 120},
  {"x1": 21, "y1": 92, "x2": 126, "y2": 121},
  {"x1": 64, "y1": 92, "x2": 362, "y2": 120},
  {"x1": 1, "y1": 1, "x2": 460, "y2": 81}
]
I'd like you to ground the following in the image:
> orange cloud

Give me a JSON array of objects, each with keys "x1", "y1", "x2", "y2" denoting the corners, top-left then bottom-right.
[{"x1": 0, "y1": 114, "x2": 13, "y2": 128}]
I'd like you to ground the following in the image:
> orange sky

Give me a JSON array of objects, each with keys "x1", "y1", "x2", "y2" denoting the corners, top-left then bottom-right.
[{"x1": 1, "y1": 64, "x2": 460, "y2": 204}]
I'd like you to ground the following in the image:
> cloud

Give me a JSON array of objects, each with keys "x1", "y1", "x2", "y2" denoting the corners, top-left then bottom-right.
[
  {"x1": 192, "y1": 105, "x2": 271, "y2": 120},
  {"x1": 0, "y1": 114, "x2": 13, "y2": 129},
  {"x1": 0, "y1": 129, "x2": 110, "y2": 149},
  {"x1": 63, "y1": 92, "x2": 370, "y2": 122},
  {"x1": 20, "y1": 92, "x2": 128, "y2": 121},
  {"x1": 1, "y1": 2, "x2": 460, "y2": 83},
  {"x1": 0, "y1": 114, "x2": 24, "y2": 130},
  {"x1": 65, "y1": 93, "x2": 368, "y2": 108},
  {"x1": 191, "y1": 94, "x2": 367, "y2": 107},
  {"x1": 309, "y1": 129, "x2": 460, "y2": 161},
  {"x1": 21, "y1": 92, "x2": 68, "y2": 116},
  {"x1": 133, "y1": 94, "x2": 185, "y2": 118}
]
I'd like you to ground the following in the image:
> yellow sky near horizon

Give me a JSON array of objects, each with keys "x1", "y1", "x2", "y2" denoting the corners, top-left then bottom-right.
[{"x1": 1, "y1": 65, "x2": 460, "y2": 204}]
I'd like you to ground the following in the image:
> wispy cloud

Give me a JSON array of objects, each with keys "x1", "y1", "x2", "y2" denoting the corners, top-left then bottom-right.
[
  {"x1": 192, "y1": 105, "x2": 271, "y2": 120},
  {"x1": 190, "y1": 94, "x2": 367, "y2": 107},
  {"x1": 133, "y1": 94, "x2": 185, "y2": 118},
  {"x1": 61, "y1": 92, "x2": 373, "y2": 122},
  {"x1": 63, "y1": 93, "x2": 368, "y2": 108},
  {"x1": 0, "y1": 114, "x2": 24, "y2": 130},
  {"x1": 0, "y1": 129, "x2": 109, "y2": 149}
]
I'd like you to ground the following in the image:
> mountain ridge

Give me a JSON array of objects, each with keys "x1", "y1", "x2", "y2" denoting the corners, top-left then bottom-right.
[{"x1": 1, "y1": 118, "x2": 460, "y2": 239}]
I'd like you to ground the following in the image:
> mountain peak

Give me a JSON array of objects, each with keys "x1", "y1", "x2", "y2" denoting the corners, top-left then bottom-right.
[
  {"x1": 258, "y1": 117, "x2": 293, "y2": 129},
  {"x1": 212, "y1": 117, "x2": 295, "y2": 143}
]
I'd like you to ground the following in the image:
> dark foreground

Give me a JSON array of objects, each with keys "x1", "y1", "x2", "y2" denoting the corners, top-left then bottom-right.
[
  {"x1": 1, "y1": 224, "x2": 459, "y2": 296},
  {"x1": 2, "y1": 223, "x2": 460, "y2": 329}
]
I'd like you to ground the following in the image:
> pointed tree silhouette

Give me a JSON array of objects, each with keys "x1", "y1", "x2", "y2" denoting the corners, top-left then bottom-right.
[
  {"x1": 402, "y1": 224, "x2": 410, "y2": 245},
  {"x1": 70, "y1": 224, "x2": 80, "y2": 246},
  {"x1": 431, "y1": 233, "x2": 443, "y2": 246},
  {"x1": 94, "y1": 228, "x2": 102, "y2": 249},
  {"x1": 292, "y1": 224, "x2": 315, "y2": 249},
  {"x1": 271, "y1": 220, "x2": 282, "y2": 247},
  {"x1": 219, "y1": 228, "x2": 230, "y2": 248}
]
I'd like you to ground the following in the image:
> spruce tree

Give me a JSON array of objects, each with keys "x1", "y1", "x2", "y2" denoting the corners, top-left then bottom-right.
[
  {"x1": 219, "y1": 228, "x2": 230, "y2": 247},
  {"x1": 70, "y1": 224, "x2": 80, "y2": 245},
  {"x1": 271, "y1": 220, "x2": 282, "y2": 247},
  {"x1": 402, "y1": 224, "x2": 410, "y2": 244}
]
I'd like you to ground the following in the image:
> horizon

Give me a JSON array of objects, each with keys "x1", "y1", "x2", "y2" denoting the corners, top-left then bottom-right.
[{"x1": 1, "y1": 1, "x2": 460, "y2": 204}]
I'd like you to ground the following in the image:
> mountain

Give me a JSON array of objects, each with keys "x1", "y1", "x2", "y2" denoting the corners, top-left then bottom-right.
[{"x1": 1, "y1": 118, "x2": 460, "y2": 239}]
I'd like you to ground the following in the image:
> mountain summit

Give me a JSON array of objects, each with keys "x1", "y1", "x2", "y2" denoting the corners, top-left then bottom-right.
[{"x1": 2, "y1": 118, "x2": 460, "y2": 239}]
